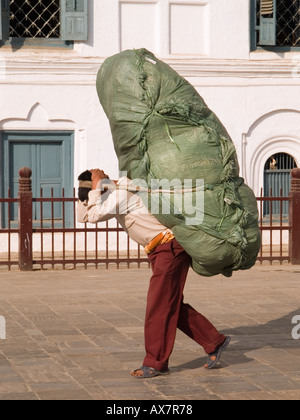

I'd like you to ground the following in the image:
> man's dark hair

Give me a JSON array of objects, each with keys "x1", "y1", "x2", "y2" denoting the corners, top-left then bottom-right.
[{"x1": 78, "y1": 170, "x2": 92, "y2": 202}]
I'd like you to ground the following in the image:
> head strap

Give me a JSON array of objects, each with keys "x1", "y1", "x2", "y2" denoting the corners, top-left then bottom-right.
[{"x1": 79, "y1": 181, "x2": 92, "y2": 189}]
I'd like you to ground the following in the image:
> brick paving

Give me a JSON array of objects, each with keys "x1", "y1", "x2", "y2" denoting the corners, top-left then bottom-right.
[{"x1": 0, "y1": 264, "x2": 300, "y2": 400}]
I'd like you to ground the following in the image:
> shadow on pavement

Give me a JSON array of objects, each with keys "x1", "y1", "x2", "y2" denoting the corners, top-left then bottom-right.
[{"x1": 173, "y1": 308, "x2": 300, "y2": 372}]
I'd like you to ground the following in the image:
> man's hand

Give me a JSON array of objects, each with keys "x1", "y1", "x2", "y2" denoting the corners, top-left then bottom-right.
[{"x1": 90, "y1": 169, "x2": 109, "y2": 190}]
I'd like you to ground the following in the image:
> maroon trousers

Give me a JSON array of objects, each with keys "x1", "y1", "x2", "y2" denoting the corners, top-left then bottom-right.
[{"x1": 143, "y1": 239, "x2": 226, "y2": 371}]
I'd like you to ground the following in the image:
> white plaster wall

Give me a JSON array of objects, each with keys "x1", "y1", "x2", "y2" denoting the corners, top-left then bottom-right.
[
  {"x1": 79, "y1": 0, "x2": 251, "y2": 59},
  {"x1": 191, "y1": 83, "x2": 300, "y2": 195},
  {"x1": 209, "y1": 0, "x2": 250, "y2": 59},
  {"x1": 78, "y1": 0, "x2": 300, "y2": 193},
  {"x1": 1, "y1": 0, "x2": 299, "y2": 249},
  {"x1": 1, "y1": 0, "x2": 299, "y2": 185},
  {"x1": 0, "y1": 79, "x2": 118, "y2": 179}
]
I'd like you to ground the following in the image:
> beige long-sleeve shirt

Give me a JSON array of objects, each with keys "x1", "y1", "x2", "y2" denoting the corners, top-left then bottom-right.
[{"x1": 77, "y1": 177, "x2": 168, "y2": 247}]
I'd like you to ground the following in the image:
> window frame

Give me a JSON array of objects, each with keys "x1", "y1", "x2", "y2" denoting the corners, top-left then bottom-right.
[
  {"x1": 0, "y1": 0, "x2": 88, "y2": 47},
  {"x1": 251, "y1": 0, "x2": 300, "y2": 52},
  {"x1": 0, "y1": 37, "x2": 74, "y2": 49}
]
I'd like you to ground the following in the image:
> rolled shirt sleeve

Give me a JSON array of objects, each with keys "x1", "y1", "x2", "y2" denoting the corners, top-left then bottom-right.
[
  {"x1": 77, "y1": 179, "x2": 126, "y2": 224},
  {"x1": 76, "y1": 177, "x2": 168, "y2": 247}
]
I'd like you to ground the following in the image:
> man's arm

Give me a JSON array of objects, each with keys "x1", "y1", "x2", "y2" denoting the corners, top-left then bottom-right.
[
  {"x1": 77, "y1": 169, "x2": 119, "y2": 224},
  {"x1": 77, "y1": 190, "x2": 104, "y2": 223}
]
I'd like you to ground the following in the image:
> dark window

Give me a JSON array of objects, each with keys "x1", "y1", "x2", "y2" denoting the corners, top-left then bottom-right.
[
  {"x1": 10, "y1": 0, "x2": 60, "y2": 39},
  {"x1": 255, "y1": 0, "x2": 300, "y2": 48},
  {"x1": 277, "y1": 0, "x2": 300, "y2": 46},
  {"x1": 0, "y1": 0, "x2": 88, "y2": 42},
  {"x1": 264, "y1": 153, "x2": 297, "y2": 171}
]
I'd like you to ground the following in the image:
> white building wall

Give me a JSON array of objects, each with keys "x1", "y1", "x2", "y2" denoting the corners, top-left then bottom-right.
[
  {"x1": 1, "y1": 0, "x2": 299, "y2": 186},
  {"x1": 1, "y1": 0, "x2": 299, "y2": 249}
]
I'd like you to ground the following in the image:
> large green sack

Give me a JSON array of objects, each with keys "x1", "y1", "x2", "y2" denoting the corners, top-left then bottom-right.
[{"x1": 96, "y1": 49, "x2": 261, "y2": 277}]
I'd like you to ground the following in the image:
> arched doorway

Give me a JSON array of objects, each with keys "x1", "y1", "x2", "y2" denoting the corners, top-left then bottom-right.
[{"x1": 263, "y1": 152, "x2": 297, "y2": 215}]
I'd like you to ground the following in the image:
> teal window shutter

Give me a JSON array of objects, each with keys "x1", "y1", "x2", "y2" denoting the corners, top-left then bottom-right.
[
  {"x1": 0, "y1": 0, "x2": 10, "y2": 41},
  {"x1": 259, "y1": 0, "x2": 277, "y2": 46},
  {"x1": 60, "y1": 0, "x2": 88, "y2": 41}
]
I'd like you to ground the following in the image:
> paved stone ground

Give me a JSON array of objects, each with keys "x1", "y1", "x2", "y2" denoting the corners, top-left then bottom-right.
[{"x1": 0, "y1": 264, "x2": 300, "y2": 400}]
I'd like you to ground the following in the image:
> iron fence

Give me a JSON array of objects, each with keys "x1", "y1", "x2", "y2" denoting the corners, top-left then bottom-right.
[
  {"x1": 0, "y1": 192, "x2": 18, "y2": 270},
  {"x1": 1, "y1": 167, "x2": 300, "y2": 271},
  {"x1": 0, "y1": 190, "x2": 149, "y2": 271},
  {"x1": 257, "y1": 188, "x2": 290, "y2": 265}
]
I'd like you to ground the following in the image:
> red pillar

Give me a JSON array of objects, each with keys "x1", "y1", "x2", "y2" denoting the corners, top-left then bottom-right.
[
  {"x1": 18, "y1": 167, "x2": 33, "y2": 271},
  {"x1": 289, "y1": 168, "x2": 300, "y2": 265}
]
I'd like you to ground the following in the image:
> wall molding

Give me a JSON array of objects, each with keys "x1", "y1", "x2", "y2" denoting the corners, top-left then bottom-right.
[
  {"x1": 0, "y1": 102, "x2": 76, "y2": 130},
  {"x1": 0, "y1": 55, "x2": 299, "y2": 86}
]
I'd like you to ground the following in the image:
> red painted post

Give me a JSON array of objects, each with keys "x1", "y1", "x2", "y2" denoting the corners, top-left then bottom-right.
[
  {"x1": 18, "y1": 167, "x2": 33, "y2": 271},
  {"x1": 289, "y1": 168, "x2": 300, "y2": 265}
]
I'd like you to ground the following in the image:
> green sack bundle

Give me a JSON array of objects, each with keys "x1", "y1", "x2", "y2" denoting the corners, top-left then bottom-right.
[{"x1": 96, "y1": 49, "x2": 261, "y2": 277}]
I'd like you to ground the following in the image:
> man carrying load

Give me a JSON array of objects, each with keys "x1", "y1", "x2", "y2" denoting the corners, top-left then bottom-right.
[{"x1": 77, "y1": 168, "x2": 230, "y2": 379}]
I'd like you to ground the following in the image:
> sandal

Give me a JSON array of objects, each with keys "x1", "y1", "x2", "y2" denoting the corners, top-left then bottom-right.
[
  {"x1": 204, "y1": 336, "x2": 231, "y2": 369},
  {"x1": 130, "y1": 366, "x2": 170, "y2": 379}
]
